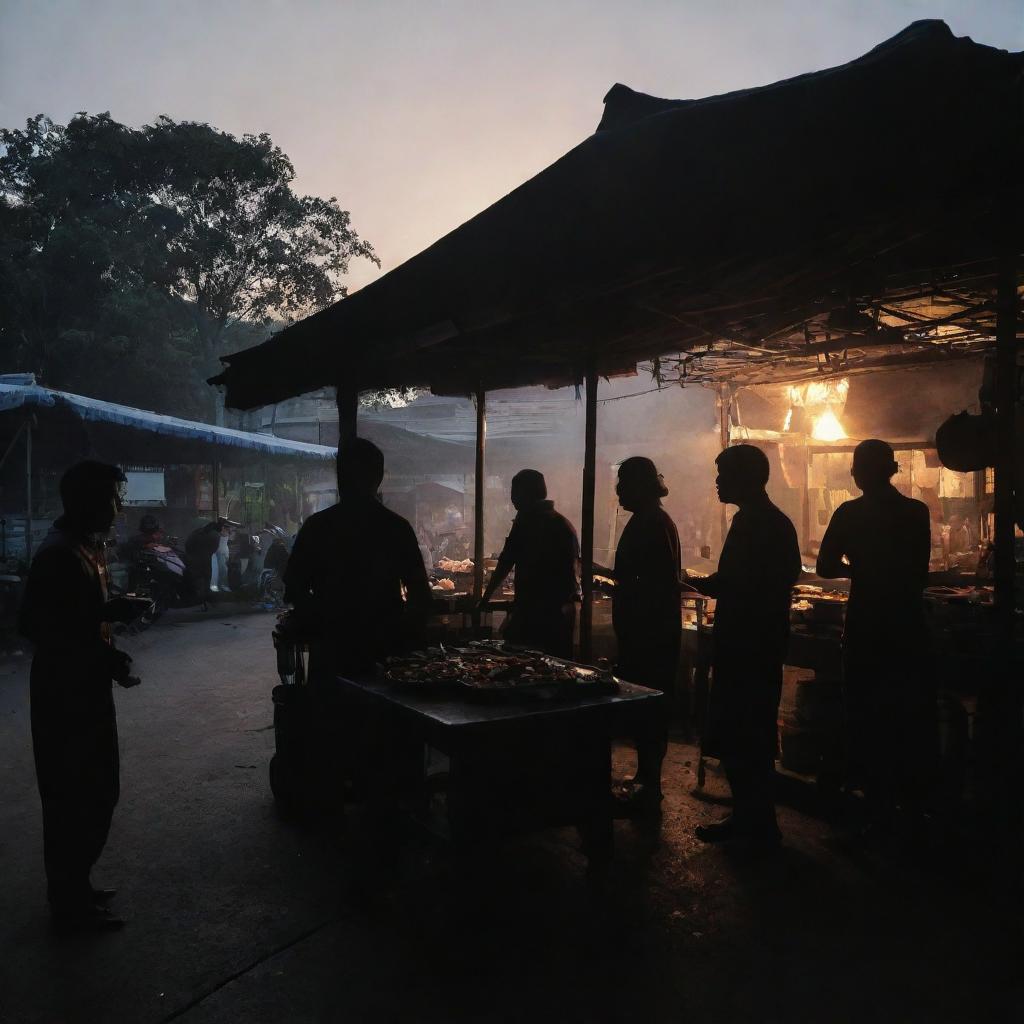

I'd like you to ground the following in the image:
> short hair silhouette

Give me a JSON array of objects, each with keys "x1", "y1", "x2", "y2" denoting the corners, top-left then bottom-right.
[
  {"x1": 852, "y1": 439, "x2": 898, "y2": 486},
  {"x1": 139, "y1": 513, "x2": 161, "y2": 534},
  {"x1": 618, "y1": 456, "x2": 669, "y2": 499},
  {"x1": 59, "y1": 461, "x2": 125, "y2": 515},
  {"x1": 337, "y1": 437, "x2": 385, "y2": 492},
  {"x1": 716, "y1": 444, "x2": 770, "y2": 487},
  {"x1": 511, "y1": 469, "x2": 547, "y2": 503}
]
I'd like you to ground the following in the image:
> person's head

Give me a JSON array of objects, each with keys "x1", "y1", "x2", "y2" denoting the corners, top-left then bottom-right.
[
  {"x1": 139, "y1": 513, "x2": 161, "y2": 536},
  {"x1": 217, "y1": 517, "x2": 240, "y2": 537},
  {"x1": 59, "y1": 461, "x2": 125, "y2": 534},
  {"x1": 616, "y1": 456, "x2": 668, "y2": 512},
  {"x1": 851, "y1": 439, "x2": 898, "y2": 493},
  {"x1": 715, "y1": 444, "x2": 770, "y2": 506},
  {"x1": 510, "y1": 469, "x2": 547, "y2": 511},
  {"x1": 337, "y1": 437, "x2": 385, "y2": 498}
]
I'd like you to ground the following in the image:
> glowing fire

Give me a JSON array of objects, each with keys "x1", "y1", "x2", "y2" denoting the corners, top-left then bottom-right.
[
  {"x1": 811, "y1": 408, "x2": 847, "y2": 442},
  {"x1": 788, "y1": 378, "x2": 850, "y2": 408}
]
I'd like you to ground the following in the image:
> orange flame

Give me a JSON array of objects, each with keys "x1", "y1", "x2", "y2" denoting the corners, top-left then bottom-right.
[{"x1": 811, "y1": 408, "x2": 846, "y2": 442}]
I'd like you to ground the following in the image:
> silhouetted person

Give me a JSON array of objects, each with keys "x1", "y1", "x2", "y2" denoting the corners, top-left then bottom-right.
[
  {"x1": 19, "y1": 461, "x2": 143, "y2": 930},
  {"x1": 817, "y1": 439, "x2": 932, "y2": 833},
  {"x1": 610, "y1": 456, "x2": 681, "y2": 817},
  {"x1": 185, "y1": 519, "x2": 227, "y2": 596},
  {"x1": 285, "y1": 438, "x2": 431, "y2": 676},
  {"x1": 692, "y1": 444, "x2": 801, "y2": 850},
  {"x1": 480, "y1": 469, "x2": 580, "y2": 658},
  {"x1": 262, "y1": 527, "x2": 290, "y2": 578}
]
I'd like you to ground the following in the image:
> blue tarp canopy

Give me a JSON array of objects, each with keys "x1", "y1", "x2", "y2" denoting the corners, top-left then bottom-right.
[{"x1": 0, "y1": 379, "x2": 336, "y2": 465}]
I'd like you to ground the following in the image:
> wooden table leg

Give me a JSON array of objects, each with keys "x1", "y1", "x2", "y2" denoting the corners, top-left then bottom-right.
[{"x1": 577, "y1": 734, "x2": 613, "y2": 873}]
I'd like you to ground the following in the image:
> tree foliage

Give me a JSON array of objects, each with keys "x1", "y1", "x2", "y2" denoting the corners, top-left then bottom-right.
[{"x1": 0, "y1": 112, "x2": 377, "y2": 419}]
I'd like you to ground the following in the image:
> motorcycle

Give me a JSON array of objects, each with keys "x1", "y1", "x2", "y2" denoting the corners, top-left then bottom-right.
[
  {"x1": 257, "y1": 525, "x2": 290, "y2": 610},
  {"x1": 126, "y1": 536, "x2": 204, "y2": 622}
]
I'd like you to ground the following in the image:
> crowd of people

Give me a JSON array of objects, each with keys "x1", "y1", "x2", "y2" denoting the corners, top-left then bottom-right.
[{"x1": 19, "y1": 434, "x2": 932, "y2": 929}]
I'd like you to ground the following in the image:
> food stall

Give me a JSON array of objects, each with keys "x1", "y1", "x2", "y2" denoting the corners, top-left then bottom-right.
[{"x1": 214, "y1": 22, "x2": 1022, "y2": 841}]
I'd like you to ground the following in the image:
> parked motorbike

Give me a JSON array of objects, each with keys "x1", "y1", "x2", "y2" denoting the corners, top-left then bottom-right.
[
  {"x1": 127, "y1": 537, "x2": 204, "y2": 622},
  {"x1": 257, "y1": 525, "x2": 290, "y2": 610}
]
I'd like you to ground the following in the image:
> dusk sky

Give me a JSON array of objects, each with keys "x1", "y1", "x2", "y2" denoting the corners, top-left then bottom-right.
[{"x1": 3, "y1": 1, "x2": 1022, "y2": 294}]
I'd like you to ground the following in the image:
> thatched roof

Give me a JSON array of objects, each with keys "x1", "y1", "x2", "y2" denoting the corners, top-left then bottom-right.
[{"x1": 214, "y1": 20, "x2": 1023, "y2": 407}]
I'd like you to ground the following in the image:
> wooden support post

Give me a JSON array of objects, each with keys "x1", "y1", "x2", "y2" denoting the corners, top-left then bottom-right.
[
  {"x1": 718, "y1": 384, "x2": 731, "y2": 552},
  {"x1": 473, "y1": 388, "x2": 486, "y2": 604},
  {"x1": 993, "y1": 254, "x2": 1018, "y2": 620},
  {"x1": 801, "y1": 447, "x2": 812, "y2": 555},
  {"x1": 25, "y1": 422, "x2": 33, "y2": 564},
  {"x1": 337, "y1": 382, "x2": 359, "y2": 447},
  {"x1": 212, "y1": 461, "x2": 220, "y2": 519},
  {"x1": 990, "y1": 248, "x2": 1020, "y2": 849},
  {"x1": 580, "y1": 365, "x2": 599, "y2": 663}
]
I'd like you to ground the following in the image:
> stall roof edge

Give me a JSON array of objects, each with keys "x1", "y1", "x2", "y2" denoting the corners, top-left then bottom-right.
[
  {"x1": 213, "y1": 19, "x2": 1024, "y2": 409},
  {"x1": 0, "y1": 381, "x2": 337, "y2": 462}
]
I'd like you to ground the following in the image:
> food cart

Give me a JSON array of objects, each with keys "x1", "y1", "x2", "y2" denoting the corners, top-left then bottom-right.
[{"x1": 269, "y1": 637, "x2": 663, "y2": 868}]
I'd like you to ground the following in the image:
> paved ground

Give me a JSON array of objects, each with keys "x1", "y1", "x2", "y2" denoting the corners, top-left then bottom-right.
[{"x1": 1, "y1": 611, "x2": 1021, "y2": 1024}]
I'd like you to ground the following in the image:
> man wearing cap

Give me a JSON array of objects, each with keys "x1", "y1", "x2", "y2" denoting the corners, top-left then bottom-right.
[
  {"x1": 817, "y1": 439, "x2": 932, "y2": 835},
  {"x1": 480, "y1": 469, "x2": 580, "y2": 659},
  {"x1": 690, "y1": 444, "x2": 801, "y2": 851}
]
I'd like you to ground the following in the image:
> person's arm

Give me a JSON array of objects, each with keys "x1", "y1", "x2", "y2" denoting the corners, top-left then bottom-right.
[
  {"x1": 19, "y1": 546, "x2": 112, "y2": 669},
  {"x1": 481, "y1": 525, "x2": 517, "y2": 604},
  {"x1": 642, "y1": 517, "x2": 682, "y2": 592},
  {"x1": 687, "y1": 570, "x2": 720, "y2": 598},
  {"x1": 816, "y1": 505, "x2": 850, "y2": 579},
  {"x1": 782, "y1": 517, "x2": 803, "y2": 589},
  {"x1": 912, "y1": 501, "x2": 931, "y2": 587},
  {"x1": 398, "y1": 521, "x2": 432, "y2": 641},
  {"x1": 282, "y1": 521, "x2": 314, "y2": 611}
]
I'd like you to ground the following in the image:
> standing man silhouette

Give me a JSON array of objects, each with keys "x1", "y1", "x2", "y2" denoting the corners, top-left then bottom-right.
[
  {"x1": 816, "y1": 439, "x2": 932, "y2": 834},
  {"x1": 480, "y1": 469, "x2": 580, "y2": 658},
  {"x1": 285, "y1": 438, "x2": 431, "y2": 676},
  {"x1": 20, "y1": 461, "x2": 142, "y2": 930},
  {"x1": 691, "y1": 444, "x2": 801, "y2": 850}
]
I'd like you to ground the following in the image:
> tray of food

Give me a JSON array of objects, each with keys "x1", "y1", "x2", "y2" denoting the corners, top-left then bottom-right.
[
  {"x1": 382, "y1": 645, "x2": 618, "y2": 703},
  {"x1": 436, "y1": 558, "x2": 475, "y2": 575}
]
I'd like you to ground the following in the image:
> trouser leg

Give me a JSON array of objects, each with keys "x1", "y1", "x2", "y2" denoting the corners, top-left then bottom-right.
[
  {"x1": 83, "y1": 798, "x2": 116, "y2": 889},
  {"x1": 635, "y1": 715, "x2": 668, "y2": 791},
  {"x1": 722, "y1": 756, "x2": 747, "y2": 818},
  {"x1": 42, "y1": 797, "x2": 90, "y2": 910},
  {"x1": 42, "y1": 795, "x2": 113, "y2": 910},
  {"x1": 724, "y1": 752, "x2": 779, "y2": 838},
  {"x1": 621, "y1": 640, "x2": 678, "y2": 794}
]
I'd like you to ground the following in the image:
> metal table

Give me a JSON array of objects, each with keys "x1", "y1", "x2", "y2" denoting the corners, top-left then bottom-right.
[{"x1": 334, "y1": 672, "x2": 664, "y2": 868}]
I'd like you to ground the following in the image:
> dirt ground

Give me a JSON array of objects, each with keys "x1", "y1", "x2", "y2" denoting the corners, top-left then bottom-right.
[{"x1": 0, "y1": 611, "x2": 1021, "y2": 1024}]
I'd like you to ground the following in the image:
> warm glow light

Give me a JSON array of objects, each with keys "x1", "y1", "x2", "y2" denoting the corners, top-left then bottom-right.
[
  {"x1": 783, "y1": 408, "x2": 793, "y2": 431},
  {"x1": 788, "y1": 378, "x2": 850, "y2": 408},
  {"x1": 811, "y1": 408, "x2": 847, "y2": 442}
]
